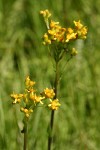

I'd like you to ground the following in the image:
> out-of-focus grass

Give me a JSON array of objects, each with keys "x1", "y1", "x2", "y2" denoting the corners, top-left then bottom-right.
[{"x1": 0, "y1": 0, "x2": 100, "y2": 149}]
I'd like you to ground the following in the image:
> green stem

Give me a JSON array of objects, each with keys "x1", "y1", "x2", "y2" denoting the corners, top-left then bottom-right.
[
  {"x1": 54, "y1": 61, "x2": 59, "y2": 98},
  {"x1": 48, "y1": 110, "x2": 54, "y2": 150},
  {"x1": 48, "y1": 61, "x2": 59, "y2": 150},
  {"x1": 23, "y1": 118, "x2": 28, "y2": 150}
]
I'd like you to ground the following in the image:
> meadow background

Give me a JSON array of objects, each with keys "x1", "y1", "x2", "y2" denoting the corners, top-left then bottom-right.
[{"x1": 0, "y1": 0, "x2": 100, "y2": 150}]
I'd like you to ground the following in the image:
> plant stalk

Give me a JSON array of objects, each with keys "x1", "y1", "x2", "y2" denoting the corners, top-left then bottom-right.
[
  {"x1": 48, "y1": 61, "x2": 59, "y2": 150},
  {"x1": 23, "y1": 118, "x2": 28, "y2": 150}
]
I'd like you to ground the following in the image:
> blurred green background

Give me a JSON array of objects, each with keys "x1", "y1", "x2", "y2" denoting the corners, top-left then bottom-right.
[{"x1": 0, "y1": 0, "x2": 100, "y2": 149}]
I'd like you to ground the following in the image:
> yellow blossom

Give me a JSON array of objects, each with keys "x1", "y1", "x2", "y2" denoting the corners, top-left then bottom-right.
[
  {"x1": 26, "y1": 88, "x2": 36, "y2": 94},
  {"x1": 45, "y1": 20, "x2": 67, "y2": 43},
  {"x1": 25, "y1": 76, "x2": 35, "y2": 88},
  {"x1": 80, "y1": 26, "x2": 88, "y2": 39},
  {"x1": 74, "y1": 20, "x2": 83, "y2": 29},
  {"x1": 41, "y1": 10, "x2": 88, "y2": 45},
  {"x1": 43, "y1": 33, "x2": 51, "y2": 45},
  {"x1": 48, "y1": 30, "x2": 56, "y2": 36},
  {"x1": 30, "y1": 93, "x2": 44, "y2": 104},
  {"x1": 50, "y1": 20, "x2": 59, "y2": 28},
  {"x1": 66, "y1": 32, "x2": 77, "y2": 42},
  {"x1": 73, "y1": 20, "x2": 88, "y2": 39},
  {"x1": 48, "y1": 99, "x2": 61, "y2": 110},
  {"x1": 67, "y1": 28, "x2": 74, "y2": 34},
  {"x1": 20, "y1": 107, "x2": 33, "y2": 118},
  {"x1": 11, "y1": 93, "x2": 23, "y2": 104},
  {"x1": 43, "y1": 88, "x2": 55, "y2": 99},
  {"x1": 40, "y1": 9, "x2": 51, "y2": 18}
]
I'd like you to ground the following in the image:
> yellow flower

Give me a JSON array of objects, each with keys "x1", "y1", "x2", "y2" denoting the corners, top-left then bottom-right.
[
  {"x1": 48, "y1": 30, "x2": 56, "y2": 36},
  {"x1": 67, "y1": 28, "x2": 74, "y2": 34},
  {"x1": 43, "y1": 88, "x2": 55, "y2": 99},
  {"x1": 40, "y1": 9, "x2": 51, "y2": 18},
  {"x1": 40, "y1": 9, "x2": 88, "y2": 45},
  {"x1": 25, "y1": 76, "x2": 35, "y2": 88},
  {"x1": 65, "y1": 27, "x2": 77, "y2": 42},
  {"x1": 73, "y1": 20, "x2": 88, "y2": 39},
  {"x1": 80, "y1": 26, "x2": 88, "y2": 39},
  {"x1": 66, "y1": 32, "x2": 77, "y2": 42},
  {"x1": 43, "y1": 33, "x2": 51, "y2": 45},
  {"x1": 45, "y1": 20, "x2": 67, "y2": 43},
  {"x1": 11, "y1": 93, "x2": 23, "y2": 104},
  {"x1": 48, "y1": 99, "x2": 61, "y2": 110},
  {"x1": 74, "y1": 20, "x2": 83, "y2": 29},
  {"x1": 30, "y1": 93, "x2": 44, "y2": 104},
  {"x1": 50, "y1": 20, "x2": 59, "y2": 28},
  {"x1": 20, "y1": 107, "x2": 33, "y2": 118}
]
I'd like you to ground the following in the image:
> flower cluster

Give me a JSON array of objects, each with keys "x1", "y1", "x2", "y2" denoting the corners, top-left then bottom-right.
[
  {"x1": 40, "y1": 9, "x2": 51, "y2": 19},
  {"x1": 48, "y1": 99, "x2": 61, "y2": 110},
  {"x1": 43, "y1": 88, "x2": 55, "y2": 98},
  {"x1": 11, "y1": 76, "x2": 61, "y2": 118},
  {"x1": 40, "y1": 10, "x2": 88, "y2": 57}
]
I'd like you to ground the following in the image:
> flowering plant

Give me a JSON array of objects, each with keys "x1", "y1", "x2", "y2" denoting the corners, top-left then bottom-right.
[
  {"x1": 40, "y1": 9, "x2": 88, "y2": 150},
  {"x1": 10, "y1": 9, "x2": 88, "y2": 150},
  {"x1": 11, "y1": 76, "x2": 60, "y2": 149}
]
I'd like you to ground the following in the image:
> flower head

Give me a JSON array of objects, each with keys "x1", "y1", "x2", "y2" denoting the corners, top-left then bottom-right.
[
  {"x1": 41, "y1": 10, "x2": 88, "y2": 47},
  {"x1": 66, "y1": 28, "x2": 77, "y2": 42},
  {"x1": 10, "y1": 76, "x2": 37, "y2": 118},
  {"x1": 30, "y1": 93, "x2": 44, "y2": 105},
  {"x1": 43, "y1": 88, "x2": 55, "y2": 99},
  {"x1": 25, "y1": 76, "x2": 35, "y2": 89},
  {"x1": 40, "y1": 9, "x2": 51, "y2": 18},
  {"x1": 11, "y1": 76, "x2": 60, "y2": 118},
  {"x1": 74, "y1": 20, "x2": 88, "y2": 39},
  {"x1": 11, "y1": 93, "x2": 23, "y2": 104},
  {"x1": 43, "y1": 33, "x2": 51, "y2": 45},
  {"x1": 74, "y1": 20, "x2": 83, "y2": 29},
  {"x1": 20, "y1": 107, "x2": 33, "y2": 118},
  {"x1": 48, "y1": 99, "x2": 61, "y2": 110}
]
